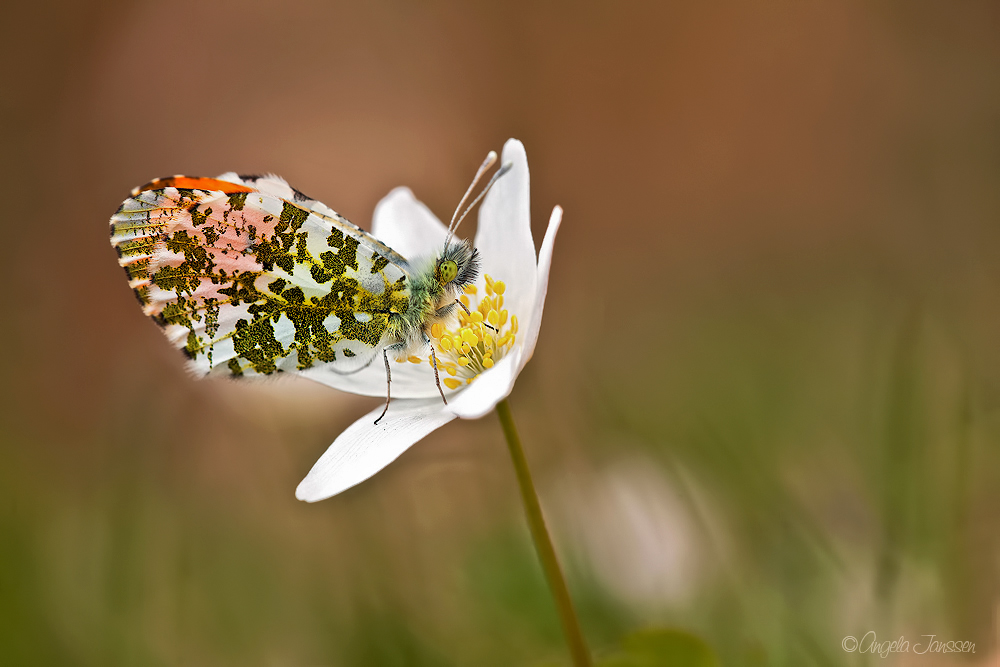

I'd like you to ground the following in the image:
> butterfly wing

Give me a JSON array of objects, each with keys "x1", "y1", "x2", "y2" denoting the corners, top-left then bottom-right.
[{"x1": 110, "y1": 175, "x2": 411, "y2": 377}]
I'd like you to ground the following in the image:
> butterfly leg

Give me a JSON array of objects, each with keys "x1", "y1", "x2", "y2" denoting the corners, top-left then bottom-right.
[
  {"x1": 453, "y1": 299, "x2": 498, "y2": 333},
  {"x1": 426, "y1": 335, "x2": 448, "y2": 405},
  {"x1": 453, "y1": 298, "x2": 472, "y2": 316},
  {"x1": 374, "y1": 349, "x2": 392, "y2": 425}
]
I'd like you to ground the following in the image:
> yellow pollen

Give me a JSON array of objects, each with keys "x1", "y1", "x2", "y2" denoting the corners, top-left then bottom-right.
[
  {"x1": 432, "y1": 272, "x2": 519, "y2": 387},
  {"x1": 408, "y1": 356, "x2": 422, "y2": 364}
]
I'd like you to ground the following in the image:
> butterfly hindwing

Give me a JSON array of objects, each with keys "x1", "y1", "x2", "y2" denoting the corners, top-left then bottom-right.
[{"x1": 110, "y1": 176, "x2": 411, "y2": 376}]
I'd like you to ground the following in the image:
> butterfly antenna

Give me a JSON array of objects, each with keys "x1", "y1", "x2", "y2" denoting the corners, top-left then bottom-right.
[
  {"x1": 446, "y1": 151, "x2": 497, "y2": 237},
  {"x1": 443, "y1": 160, "x2": 513, "y2": 249}
]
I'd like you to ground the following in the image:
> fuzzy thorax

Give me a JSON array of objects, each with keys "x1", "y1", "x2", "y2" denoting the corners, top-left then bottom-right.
[{"x1": 387, "y1": 240, "x2": 479, "y2": 356}]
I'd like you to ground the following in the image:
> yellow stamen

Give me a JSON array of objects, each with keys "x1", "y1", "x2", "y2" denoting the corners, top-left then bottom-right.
[
  {"x1": 443, "y1": 378, "x2": 462, "y2": 390},
  {"x1": 408, "y1": 356, "x2": 422, "y2": 364},
  {"x1": 431, "y1": 272, "x2": 519, "y2": 389}
]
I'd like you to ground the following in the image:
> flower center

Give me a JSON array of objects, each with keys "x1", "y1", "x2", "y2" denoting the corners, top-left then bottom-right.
[{"x1": 405, "y1": 274, "x2": 519, "y2": 390}]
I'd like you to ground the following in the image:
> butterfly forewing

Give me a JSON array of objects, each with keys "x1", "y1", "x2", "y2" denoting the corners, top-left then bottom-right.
[{"x1": 110, "y1": 175, "x2": 411, "y2": 376}]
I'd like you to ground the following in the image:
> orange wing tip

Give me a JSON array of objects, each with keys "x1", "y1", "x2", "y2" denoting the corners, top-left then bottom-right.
[{"x1": 130, "y1": 176, "x2": 255, "y2": 196}]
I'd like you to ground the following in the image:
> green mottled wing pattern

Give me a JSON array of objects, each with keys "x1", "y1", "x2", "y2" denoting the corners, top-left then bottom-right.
[{"x1": 110, "y1": 174, "x2": 412, "y2": 376}]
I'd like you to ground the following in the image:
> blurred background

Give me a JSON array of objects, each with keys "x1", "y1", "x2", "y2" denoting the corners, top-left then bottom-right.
[{"x1": 3, "y1": 1, "x2": 1000, "y2": 664}]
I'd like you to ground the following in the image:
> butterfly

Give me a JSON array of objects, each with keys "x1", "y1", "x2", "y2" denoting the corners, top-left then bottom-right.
[{"x1": 110, "y1": 153, "x2": 509, "y2": 422}]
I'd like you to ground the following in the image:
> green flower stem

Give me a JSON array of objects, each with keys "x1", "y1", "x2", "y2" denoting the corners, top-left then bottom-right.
[{"x1": 496, "y1": 398, "x2": 593, "y2": 667}]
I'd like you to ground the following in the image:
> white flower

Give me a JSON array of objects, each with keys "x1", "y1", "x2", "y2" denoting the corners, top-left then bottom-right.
[
  {"x1": 295, "y1": 139, "x2": 562, "y2": 502},
  {"x1": 556, "y1": 458, "x2": 703, "y2": 608}
]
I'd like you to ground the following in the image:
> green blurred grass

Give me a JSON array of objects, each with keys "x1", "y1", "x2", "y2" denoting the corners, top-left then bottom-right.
[{"x1": 4, "y1": 272, "x2": 998, "y2": 665}]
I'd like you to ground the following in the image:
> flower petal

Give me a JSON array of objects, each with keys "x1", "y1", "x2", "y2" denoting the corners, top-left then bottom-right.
[
  {"x1": 371, "y1": 187, "x2": 449, "y2": 261},
  {"x1": 300, "y1": 357, "x2": 447, "y2": 400},
  {"x1": 519, "y1": 206, "x2": 562, "y2": 372},
  {"x1": 446, "y1": 352, "x2": 519, "y2": 419},
  {"x1": 474, "y1": 139, "x2": 537, "y2": 326},
  {"x1": 295, "y1": 398, "x2": 456, "y2": 502}
]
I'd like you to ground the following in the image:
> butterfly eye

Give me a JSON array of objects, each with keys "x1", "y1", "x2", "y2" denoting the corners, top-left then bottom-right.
[{"x1": 438, "y1": 259, "x2": 459, "y2": 283}]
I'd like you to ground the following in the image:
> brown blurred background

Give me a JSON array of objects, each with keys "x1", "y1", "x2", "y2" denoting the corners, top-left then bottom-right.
[{"x1": 3, "y1": 1, "x2": 1000, "y2": 665}]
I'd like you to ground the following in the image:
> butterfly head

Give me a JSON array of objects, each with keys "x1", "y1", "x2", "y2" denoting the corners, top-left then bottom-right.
[{"x1": 435, "y1": 239, "x2": 479, "y2": 290}]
